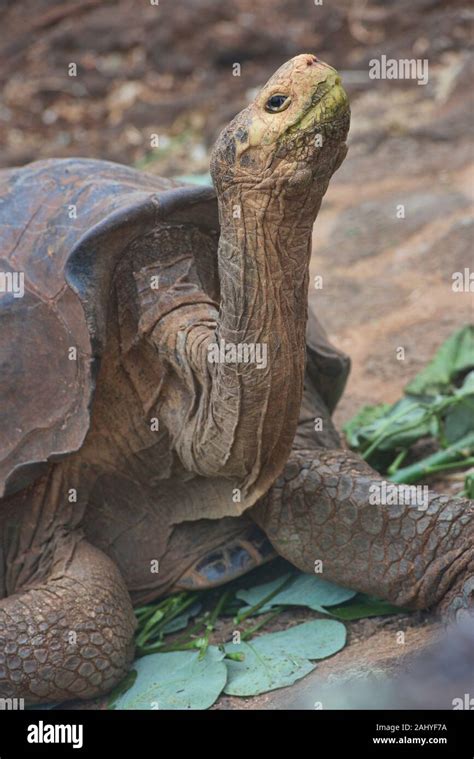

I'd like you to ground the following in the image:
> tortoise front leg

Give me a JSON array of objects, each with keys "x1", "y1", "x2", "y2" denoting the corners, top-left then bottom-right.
[
  {"x1": 252, "y1": 448, "x2": 474, "y2": 622},
  {"x1": 0, "y1": 538, "x2": 136, "y2": 704}
]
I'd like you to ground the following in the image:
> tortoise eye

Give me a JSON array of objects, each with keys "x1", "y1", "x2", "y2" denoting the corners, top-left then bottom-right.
[{"x1": 265, "y1": 94, "x2": 291, "y2": 113}]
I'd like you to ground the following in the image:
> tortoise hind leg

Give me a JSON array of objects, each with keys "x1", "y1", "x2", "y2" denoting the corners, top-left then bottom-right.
[
  {"x1": 0, "y1": 537, "x2": 136, "y2": 704},
  {"x1": 171, "y1": 523, "x2": 276, "y2": 592}
]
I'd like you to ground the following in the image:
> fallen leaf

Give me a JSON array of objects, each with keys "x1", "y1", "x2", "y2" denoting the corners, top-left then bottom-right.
[
  {"x1": 110, "y1": 646, "x2": 226, "y2": 710},
  {"x1": 224, "y1": 620, "x2": 346, "y2": 696},
  {"x1": 237, "y1": 573, "x2": 355, "y2": 615}
]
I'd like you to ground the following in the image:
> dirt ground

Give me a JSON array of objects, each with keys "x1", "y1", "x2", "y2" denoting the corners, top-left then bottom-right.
[{"x1": 1, "y1": 0, "x2": 472, "y2": 709}]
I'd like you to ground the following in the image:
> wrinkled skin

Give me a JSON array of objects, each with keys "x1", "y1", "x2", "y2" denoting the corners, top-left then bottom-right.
[{"x1": 0, "y1": 55, "x2": 473, "y2": 705}]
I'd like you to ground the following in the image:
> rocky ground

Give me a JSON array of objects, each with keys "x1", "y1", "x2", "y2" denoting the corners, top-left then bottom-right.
[{"x1": 1, "y1": 0, "x2": 472, "y2": 709}]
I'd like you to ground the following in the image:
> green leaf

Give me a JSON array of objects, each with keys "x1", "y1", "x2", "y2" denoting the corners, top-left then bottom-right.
[
  {"x1": 390, "y1": 431, "x2": 474, "y2": 484},
  {"x1": 444, "y1": 399, "x2": 474, "y2": 444},
  {"x1": 455, "y1": 370, "x2": 474, "y2": 396},
  {"x1": 161, "y1": 602, "x2": 202, "y2": 634},
  {"x1": 464, "y1": 471, "x2": 474, "y2": 498},
  {"x1": 237, "y1": 573, "x2": 356, "y2": 616},
  {"x1": 235, "y1": 573, "x2": 293, "y2": 615},
  {"x1": 350, "y1": 397, "x2": 438, "y2": 453},
  {"x1": 343, "y1": 403, "x2": 391, "y2": 448},
  {"x1": 109, "y1": 646, "x2": 227, "y2": 710},
  {"x1": 328, "y1": 595, "x2": 405, "y2": 620},
  {"x1": 253, "y1": 619, "x2": 346, "y2": 659},
  {"x1": 405, "y1": 325, "x2": 474, "y2": 396},
  {"x1": 224, "y1": 620, "x2": 346, "y2": 696},
  {"x1": 444, "y1": 372, "x2": 474, "y2": 444},
  {"x1": 223, "y1": 644, "x2": 315, "y2": 696},
  {"x1": 344, "y1": 328, "x2": 474, "y2": 469}
]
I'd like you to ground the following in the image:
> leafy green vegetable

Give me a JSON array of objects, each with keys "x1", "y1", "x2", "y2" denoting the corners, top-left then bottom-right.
[
  {"x1": 405, "y1": 325, "x2": 474, "y2": 396},
  {"x1": 344, "y1": 402, "x2": 391, "y2": 449},
  {"x1": 236, "y1": 573, "x2": 356, "y2": 616},
  {"x1": 135, "y1": 593, "x2": 203, "y2": 653},
  {"x1": 109, "y1": 647, "x2": 227, "y2": 710},
  {"x1": 224, "y1": 646, "x2": 314, "y2": 696},
  {"x1": 464, "y1": 471, "x2": 474, "y2": 498},
  {"x1": 352, "y1": 396, "x2": 440, "y2": 453},
  {"x1": 224, "y1": 620, "x2": 346, "y2": 696},
  {"x1": 161, "y1": 601, "x2": 202, "y2": 634},
  {"x1": 252, "y1": 619, "x2": 346, "y2": 660},
  {"x1": 328, "y1": 595, "x2": 405, "y2": 620},
  {"x1": 444, "y1": 372, "x2": 474, "y2": 443},
  {"x1": 343, "y1": 327, "x2": 474, "y2": 482},
  {"x1": 127, "y1": 579, "x2": 402, "y2": 705},
  {"x1": 390, "y1": 431, "x2": 474, "y2": 484},
  {"x1": 234, "y1": 573, "x2": 293, "y2": 620}
]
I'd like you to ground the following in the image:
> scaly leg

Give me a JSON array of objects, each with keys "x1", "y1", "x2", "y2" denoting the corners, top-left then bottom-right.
[
  {"x1": 0, "y1": 535, "x2": 136, "y2": 704},
  {"x1": 252, "y1": 447, "x2": 474, "y2": 622},
  {"x1": 0, "y1": 465, "x2": 137, "y2": 704}
]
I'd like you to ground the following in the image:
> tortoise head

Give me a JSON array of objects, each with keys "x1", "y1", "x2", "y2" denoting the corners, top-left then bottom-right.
[{"x1": 210, "y1": 54, "x2": 350, "y2": 198}]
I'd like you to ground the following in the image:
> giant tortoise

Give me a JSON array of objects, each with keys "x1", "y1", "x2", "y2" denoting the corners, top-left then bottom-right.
[{"x1": 0, "y1": 54, "x2": 472, "y2": 704}]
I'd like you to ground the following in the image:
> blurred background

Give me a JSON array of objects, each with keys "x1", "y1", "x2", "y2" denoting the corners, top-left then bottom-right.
[
  {"x1": 1, "y1": 0, "x2": 473, "y2": 708},
  {"x1": 1, "y1": 0, "x2": 471, "y2": 425},
  {"x1": 0, "y1": 0, "x2": 471, "y2": 172}
]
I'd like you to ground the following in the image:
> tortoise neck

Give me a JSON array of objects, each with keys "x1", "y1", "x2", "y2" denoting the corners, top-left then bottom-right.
[{"x1": 211, "y1": 185, "x2": 322, "y2": 503}]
